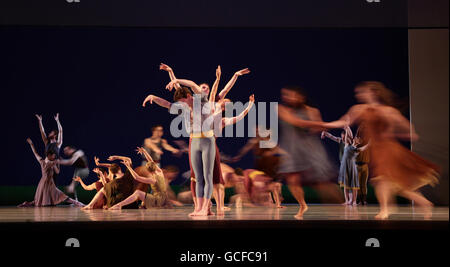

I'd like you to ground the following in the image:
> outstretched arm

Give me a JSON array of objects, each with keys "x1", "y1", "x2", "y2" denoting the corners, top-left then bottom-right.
[
  {"x1": 27, "y1": 138, "x2": 42, "y2": 162},
  {"x1": 209, "y1": 65, "x2": 221, "y2": 103},
  {"x1": 108, "y1": 155, "x2": 132, "y2": 163},
  {"x1": 35, "y1": 114, "x2": 48, "y2": 145},
  {"x1": 136, "y1": 147, "x2": 155, "y2": 163},
  {"x1": 278, "y1": 105, "x2": 325, "y2": 129},
  {"x1": 142, "y1": 94, "x2": 172, "y2": 109},
  {"x1": 73, "y1": 176, "x2": 96, "y2": 191},
  {"x1": 222, "y1": 94, "x2": 255, "y2": 127},
  {"x1": 94, "y1": 156, "x2": 112, "y2": 168},
  {"x1": 232, "y1": 138, "x2": 258, "y2": 161},
  {"x1": 122, "y1": 160, "x2": 157, "y2": 185},
  {"x1": 321, "y1": 131, "x2": 342, "y2": 143},
  {"x1": 217, "y1": 68, "x2": 250, "y2": 100},
  {"x1": 59, "y1": 150, "x2": 84, "y2": 166},
  {"x1": 166, "y1": 79, "x2": 202, "y2": 94},
  {"x1": 54, "y1": 113, "x2": 63, "y2": 148},
  {"x1": 160, "y1": 63, "x2": 182, "y2": 90},
  {"x1": 161, "y1": 140, "x2": 179, "y2": 154}
]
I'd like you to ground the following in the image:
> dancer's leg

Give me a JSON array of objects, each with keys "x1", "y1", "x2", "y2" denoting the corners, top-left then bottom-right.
[
  {"x1": 190, "y1": 139, "x2": 204, "y2": 216},
  {"x1": 398, "y1": 189, "x2": 433, "y2": 219},
  {"x1": 197, "y1": 138, "x2": 215, "y2": 216},
  {"x1": 351, "y1": 189, "x2": 358, "y2": 205},
  {"x1": 82, "y1": 188, "x2": 106, "y2": 210},
  {"x1": 109, "y1": 190, "x2": 146, "y2": 210},
  {"x1": 374, "y1": 179, "x2": 393, "y2": 220},
  {"x1": 65, "y1": 197, "x2": 84, "y2": 207},
  {"x1": 286, "y1": 173, "x2": 308, "y2": 219}
]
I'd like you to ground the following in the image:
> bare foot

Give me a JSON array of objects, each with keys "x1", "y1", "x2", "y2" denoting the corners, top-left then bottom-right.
[
  {"x1": 375, "y1": 211, "x2": 389, "y2": 220},
  {"x1": 109, "y1": 205, "x2": 122, "y2": 210},
  {"x1": 277, "y1": 205, "x2": 287, "y2": 209},
  {"x1": 352, "y1": 202, "x2": 357, "y2": 206},
  {"x1": 223, "y1": 206, "x2": 231, "y2": 211},
  {"x1": 196, "y1": 209, "x2": 209, "y2": 216},
  {"x1": 189, "y1": 210, "x2": 200, "y2": 217},
  {"x1": 294, "y1": 204, "x2": 308, "y2": 219},
  {"x1": 81, "y1": 205, "x2": 93, "y2": 210}
]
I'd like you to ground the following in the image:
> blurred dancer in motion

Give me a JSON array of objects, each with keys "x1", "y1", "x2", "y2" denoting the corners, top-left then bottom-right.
[
  {"x1": 277, "y1": 86, "x2": 341, "y2": 219},
  {"x1": 232, "y1": 126, "x2": 285, "y2": 179},
  {"x1": 59, "y1": 145, "x2": 89, "y2": 201},
  {"x1": 18, "y1": 138, "x2": 83, "y2": 207},
  {"x1": 109, "y1": 148, "x2": 170, "y2": 210},
  {"x1": 237, "y1": 168, "x2": 284, "y2": 208},
  {"x1": 35, "y1": 113, "x2": 63, "y2": 159},
  {"x1": 141, "y1": 125, "x2": 180, "y2": 167},
  {"x1": 282, "y1": 81, "x2": 439, "y2": 219},
  {"x1": 162, "y1": 165, "x2": 184, "y2": 207}
]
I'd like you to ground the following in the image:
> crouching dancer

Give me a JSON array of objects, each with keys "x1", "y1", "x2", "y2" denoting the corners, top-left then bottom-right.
[{"x1": 109, "y1": 147, "x2": 170, "y2": 210}]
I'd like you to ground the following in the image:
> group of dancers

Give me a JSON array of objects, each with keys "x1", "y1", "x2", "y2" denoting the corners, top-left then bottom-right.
[{"x1": 20, "y1": 63, "x2": 440, "y2": 220}]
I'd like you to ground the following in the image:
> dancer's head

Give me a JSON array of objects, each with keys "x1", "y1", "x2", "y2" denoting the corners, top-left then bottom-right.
[
  {"x1": 281, "y1": 86, "x2": 307, "y2": 107},
  {"x1": 355, "y1": 81, "x2": 394, "y2": 105},
  {"x1": 63, "y1": 146, "x2": 77, "y2": 156},
  {"x1": 46, "y1": 149, "x2": 57, "y2": 161},
  {"x1": 145, "y1": 161, "x2": 158, "y2": 173},
  {"x1": 47, "y1": 130, "x2": 58, "y2": 142},
  {"x1": 173, "y1": 87, "x2": 193, "y2": 106},
  {"x1": 151, "y1": 125, "x2": 164, "y2": 138},
  {"x1": 199, "y1": 83, "x2": 210, "y2": 96},
  {"x1": 163, "y1": 165, "x2": 179, "y2": 182},
  {"x1": 108, "y1": 163, "x2": 121, "y2": 175}
]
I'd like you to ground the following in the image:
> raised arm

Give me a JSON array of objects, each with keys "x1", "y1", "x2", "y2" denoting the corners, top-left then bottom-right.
[
  {"x1": 321, "y1": 131, "x2": 342, "y2": 143},
  {"x1": 107, "y1": 155, "x2": 132, "y2": 163},
  {"x1": 160, "y1": 63, "x2": 182, "y2": 90},
  {"x1": 166, "y1": 79, "x2": 202, "y2": 94},
  {"x1": 217, "y1": 68, "x2": 250, "y2": 100},
  {"x1": 136, "y1": 147, "x2": 155, "y2": 163},
  {"x1": 122, "y1": 160, "x2": 157, "y2": 185},
  {"x1": 209, "y1": 65, "x2": 221, "y2": 103},
  {"x1": 94, "y1": 156, "x2": 112, "y2": 168},
  {"x1": 142, "y1": 94, "x2": 172, "y2": 109},
  {"x1": 35, "y1": 114, "x2": 48, "y2": 145},
  {"x1": 222, "y1": 94, "x2": 255, "y2": 127},
  {"x1": 278, "y1": 105, "x2": 325, "y2": 129},
  {"x1": 54, "y1": 113, "x2": 63, "y2": 147},
  {"x1": 27, "y1": 138, "x2": 42, "y2": 162}
]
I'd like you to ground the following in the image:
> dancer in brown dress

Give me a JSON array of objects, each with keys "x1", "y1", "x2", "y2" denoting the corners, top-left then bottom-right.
[
  {"x1": 18, "y1": 138, "x2": 83, "y2": 207},
  {"x1": 280, "y1": 81, "x2": 440, "y2": 219}
]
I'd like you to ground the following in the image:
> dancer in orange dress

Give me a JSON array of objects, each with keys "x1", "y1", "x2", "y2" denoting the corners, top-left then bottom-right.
[{"x1": 279, "y1": 81, "x2": 439, "y2": 219}]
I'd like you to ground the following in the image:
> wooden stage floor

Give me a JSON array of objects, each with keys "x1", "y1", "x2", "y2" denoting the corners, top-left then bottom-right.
[
  {"x1": 0, "y1": 205, "x2": 447, "y2": 252},
  {"x1": 0, "y1": 204, "x2": 448, "y2": 224}
]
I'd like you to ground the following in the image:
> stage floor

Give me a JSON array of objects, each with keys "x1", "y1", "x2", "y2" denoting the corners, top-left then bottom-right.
[{"x1": 0, "y1": 204, "x2": 448, "y2": 223}]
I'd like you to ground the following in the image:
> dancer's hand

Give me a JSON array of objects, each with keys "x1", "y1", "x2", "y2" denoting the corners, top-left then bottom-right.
[
  {"x1": 135, "y1": 147, "x2": 146, "y2": 155},
  {"x1": 321, "y1": 131, "x2": 326, "y2": 139},
  {"x1": 94, "y1": 156, "x2": 100, "y2": 166},
  {"x1": 35, "y1": 114, "x2": 42, "y2": 121},
  {"x1": 54, "y1": 113, "x2": 59, "y2": 121},
  {"x1": 92, "y1": 168, "x2": 101, "y2": 174},
  {"x1": 142, "y1": 95, "x2": 155, "y2": 107},
  {"x1": 73, "y1": 176, "x2": 82, "y2": 182},
  {"x1": 216, "y1": 65, "x2": 221, "y2": 78},
  {"x1": 249, "y1": 94, "x2": 255, "y2": 103},
  {"x1": 166, "y1": 80, "x2": 178, "y2": 91},
  {"x1": 235, "y1": 68, "x2": 250, "y2": 76},
  {"x1": 26, "y1": 138, "x2": 33, "y2": 145},
  {"x1": 121, "y1": 160, "x2": 132, "y2": 168},
  {"x1": 159, "y1": 63, "x2": 172, "y2": 72},
  {"x1": 107, "y1": 156, "x2": 116, "y2": 161}
]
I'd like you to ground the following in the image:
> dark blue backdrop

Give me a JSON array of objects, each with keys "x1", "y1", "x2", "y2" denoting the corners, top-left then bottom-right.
[{"x1": 1, "y1": 27, "x2": 409, "y2": 186}]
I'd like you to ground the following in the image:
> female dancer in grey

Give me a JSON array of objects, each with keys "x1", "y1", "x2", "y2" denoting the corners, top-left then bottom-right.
[
  {"x1": 277, "y1": 86, "x2": 339, "y2": 219},
  {"x1": 18, "y1": 138, "x2": 83, "y2": 207}
]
